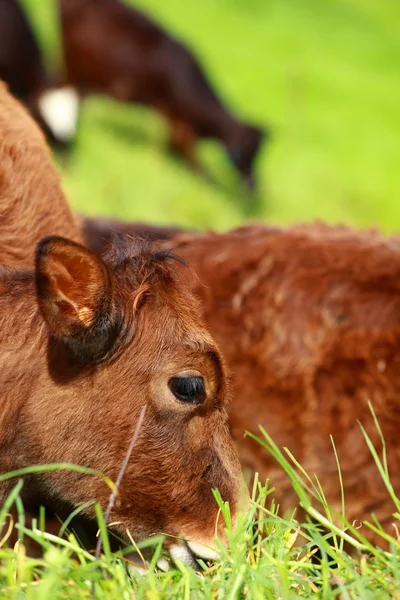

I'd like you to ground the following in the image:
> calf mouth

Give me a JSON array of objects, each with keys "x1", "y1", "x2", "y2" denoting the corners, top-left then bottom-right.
[
  {"x1": 167, "y1": 538, "x2": 221, "y2": 569},
  {"x1": 17, "y1": 497, "x2": 221, "y2": 570},
  {"x1": 124, "y1": 540, "x2": 218, "y2": 574}
]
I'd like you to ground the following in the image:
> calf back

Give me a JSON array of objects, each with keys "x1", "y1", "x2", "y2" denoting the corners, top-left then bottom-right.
[{"x1": 0, "y1": 81, "x2": 80, "y2": 267}]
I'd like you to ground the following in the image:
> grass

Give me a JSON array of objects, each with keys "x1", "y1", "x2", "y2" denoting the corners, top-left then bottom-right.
[
  {"x1": 20, "y1": 0, "x2": 400, "y2": 232},
  {"x1": 1, "y1": 418, "x2": 400, "y2": 599}
]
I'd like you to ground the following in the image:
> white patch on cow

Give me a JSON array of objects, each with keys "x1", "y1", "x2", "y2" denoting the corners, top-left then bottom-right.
[
  {"x1": 38, "y1": 87, "x2": 79, "y2": 142},
  {"x1": 187, "y1": 540, "x2": 220, "y2": 561}
]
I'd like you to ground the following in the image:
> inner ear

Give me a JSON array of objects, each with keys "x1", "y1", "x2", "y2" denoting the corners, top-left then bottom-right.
[
  {"x1": 36, "y1": 236, "x2": 121, "y2": 366},
  {"x1": 41, "y1": 242, "x2": 109, "y2": 327}
]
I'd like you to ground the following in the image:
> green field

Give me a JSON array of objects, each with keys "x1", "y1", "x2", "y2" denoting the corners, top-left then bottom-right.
[{"x1": 22, "y1": 0, "x2": 400, "y2": 231}]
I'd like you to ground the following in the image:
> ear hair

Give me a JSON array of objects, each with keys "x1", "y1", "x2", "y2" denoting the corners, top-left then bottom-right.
[{"x1": 35, "y1": 236, "x2": 122, "y2": 366}]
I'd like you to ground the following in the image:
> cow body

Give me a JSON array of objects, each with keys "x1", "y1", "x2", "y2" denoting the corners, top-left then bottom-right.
[
  {"x1": 0, "y1": 0, "x2": 46, "y2": 101},
  {"x1": 0, "y1": 0, "x2": 79, "y2": 145},
  {"x1": 59, "y1": 0, "x2": 265, "y2": 185},
  {"x1": 0, "y1": 83, "x2": 244, "y2": 562},
  {"x1": 83, "y1": 217, "x2": 400, "y2": 542},
  {"x1": 168, "y1": 224, "x2": 400, "y2": 540}
]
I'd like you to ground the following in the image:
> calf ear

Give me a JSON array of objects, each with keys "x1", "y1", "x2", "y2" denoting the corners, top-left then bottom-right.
[{"x1": 36, "y1": 236, "x2": 121, "y2": 366}]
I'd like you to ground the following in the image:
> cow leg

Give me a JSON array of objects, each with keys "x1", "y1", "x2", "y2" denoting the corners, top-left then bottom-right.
[{"x1": 166, "y1": 116, "x2": 202, "y2": 173}]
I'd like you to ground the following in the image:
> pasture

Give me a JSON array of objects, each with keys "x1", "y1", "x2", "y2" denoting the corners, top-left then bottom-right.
[
  {"x1": 21, "y1": 0, "x2": 400, "y2": 230},
  {"x1": 1, "y1": 0, "x2": 400, "y2": 598}
]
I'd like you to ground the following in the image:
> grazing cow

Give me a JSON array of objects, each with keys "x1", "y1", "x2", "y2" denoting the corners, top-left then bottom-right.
[
  {"x1": 59, "y1": 0, "x2": 266, "y2": 187},
  {"x1": 0, "y1": 84, "x2": 244, "y2": 563},
  {"x1": 0, "y1": 0, "x2": 79, "y2": 146},
  {"x1": 84, "y1": 217, "x2": 400, "y2": 544}
]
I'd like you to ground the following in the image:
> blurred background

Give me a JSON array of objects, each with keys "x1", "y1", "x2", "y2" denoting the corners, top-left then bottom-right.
[{"x1": 18, "y1": 0, "x2": 400, "y2": 231}]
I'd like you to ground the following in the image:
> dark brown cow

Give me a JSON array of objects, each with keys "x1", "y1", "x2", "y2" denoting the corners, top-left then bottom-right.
[
  {"x1": 0, "y1": 83, "x2": 244, "y2": 563},
  {"x1": 59, "y1": 0, "x2": 266, "y2": 187},
  {"x1": 84, "y1": 217, "x2": 400, "y2": 545},
  {"x1": 0, "y1": 0, "x2": 79, "y2": 146}
]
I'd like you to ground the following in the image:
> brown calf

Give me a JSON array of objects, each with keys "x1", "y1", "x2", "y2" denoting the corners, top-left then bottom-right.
[
  {"x1": 0, "y1": 0, "x2": 79, "y2": 146},
  {"x1": 0, "y1": 81, "x2": 79, "y2": 266},
  {"x1": 59, "y1": 0, "x2": 265, "y2": 187},
  {"x1": 84, "y1": 218, "x2": 400, "y2": 544},
  {"x1": 0, "y1": 85, "x2": 244, "y2": 562},
  {"x1": 169, "y1": 224, "x2": 400, "y2": 543}
]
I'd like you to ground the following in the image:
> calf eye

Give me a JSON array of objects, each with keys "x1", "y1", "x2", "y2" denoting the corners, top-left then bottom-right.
[{"x1": 168, "y1": 376, "x2": 206, "y2": 405}]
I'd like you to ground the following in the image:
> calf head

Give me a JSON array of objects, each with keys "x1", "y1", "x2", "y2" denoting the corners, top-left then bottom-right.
[{"x1": 3, "y1": 235, "x2": 244, "y2": 562}]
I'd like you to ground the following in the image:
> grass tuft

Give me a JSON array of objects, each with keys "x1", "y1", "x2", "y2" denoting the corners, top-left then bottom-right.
[{"x1": 1, "y1": 408, "x2": 400, "y2": 598}]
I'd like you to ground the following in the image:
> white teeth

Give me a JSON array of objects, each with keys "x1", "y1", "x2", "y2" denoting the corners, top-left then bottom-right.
[
  {"x1": 129, "y1": 541, "x2": 219, "y2": 572},
  {"x1": 128, "y1": 563, "x2": 148, "y2": 576},
  {"x1": 168, "y1": 542, "x2": 197, "y2": 567},
  {"x1": 38, "y1": 86, "x2": 79, "y2": 142},
  {"x1": 186, "y1": 540, "x2": 220, "y2": 561},
  {"x1": 156, "y1": 557, "x2": 170, "y2": 572}
]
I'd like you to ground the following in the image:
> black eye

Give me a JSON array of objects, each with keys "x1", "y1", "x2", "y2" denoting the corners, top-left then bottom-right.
[{"x1": 168, "y1": 376, "x2": 206, "y2": 405}]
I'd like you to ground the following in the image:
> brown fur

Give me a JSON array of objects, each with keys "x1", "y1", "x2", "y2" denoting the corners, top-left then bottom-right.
[
  {"x1": 81, "y1": 215, "x2": 188, "y2": 256},
  {"x1": 0, "y1": 238, "x2": 243, "y2": 551},
  {"x1": 0, "y1": 81, "x2": 79, "y2": 266},
  {"x1": 58, "y1": 0, "x2": 265, "y2": 185},
  {"x1": 0, "y1": 85, "x2": 244, "y2": 558},
  {"x1": 167, "y1": 223, "x2": 400, "y2": 542},
  {"x1": 84, "y1": 217, "x2": 400, "y2": 543}
]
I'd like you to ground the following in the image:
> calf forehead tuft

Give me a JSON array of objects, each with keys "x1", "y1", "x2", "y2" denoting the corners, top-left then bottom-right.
[{"x1": 105, "y1": 235, "x2": 184, "y2": 272}]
